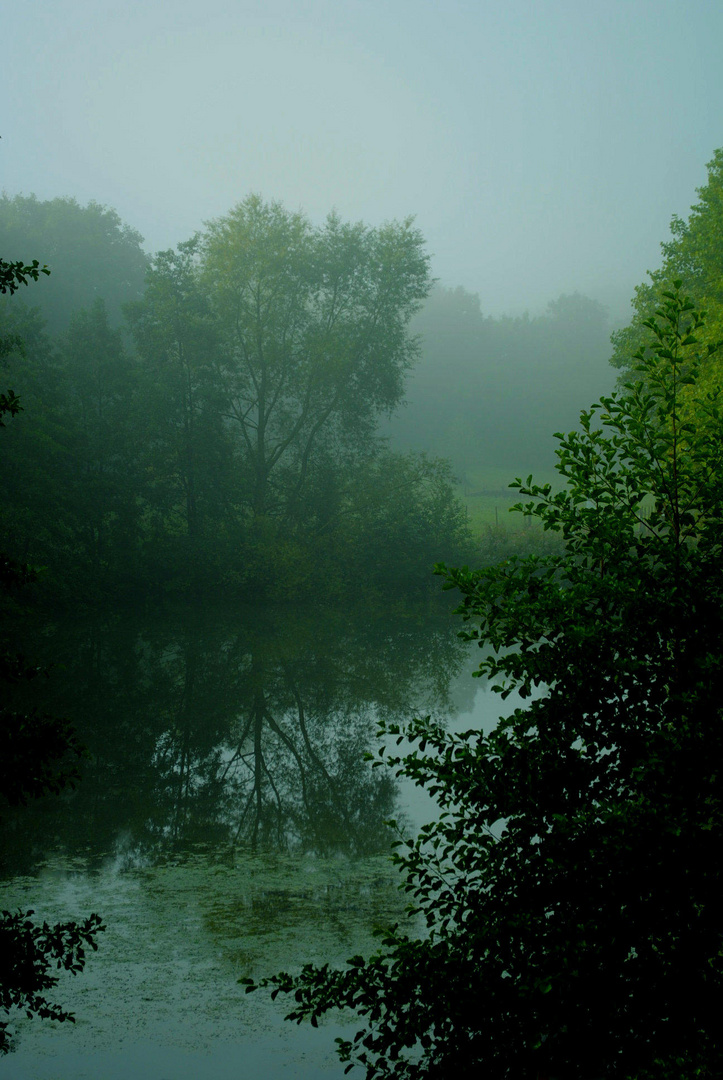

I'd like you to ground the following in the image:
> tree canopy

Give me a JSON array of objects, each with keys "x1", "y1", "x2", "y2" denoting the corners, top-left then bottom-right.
[
  {"x1": 200, "y1": 196, "x2": 432, "y2": 526},
  {"x1": 247, "y1": 284, "x2": 723, "y2": 1079},
  {"x1": 0, "y1": 197, "x2": 472, "y2": 601},
  {"x1": 611, "y1": 147, "x2": 723, "y2": 381}
]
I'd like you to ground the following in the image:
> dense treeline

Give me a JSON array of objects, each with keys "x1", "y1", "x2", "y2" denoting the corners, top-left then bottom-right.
[
  {"x1": 0, "y1": 191, "x2": 621, "y2": 605},
  {"x1": 0, "y1": 195, "x2": 473, "y2": 603}
]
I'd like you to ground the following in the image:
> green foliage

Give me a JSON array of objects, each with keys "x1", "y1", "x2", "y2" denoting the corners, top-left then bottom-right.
[
  {"x1": 0, "y1": 198, "x2": 471, "y2": 602},
  {"x1": 331, "y1": 451, "x2": 476, "y2": 597},
  {"x1": 611, "y1": 148, "x2": 723, "y2": 378},
  {"x1": 0, "y1": 258, "x2": 50, "y2": 375},
  {"x1": 472, "y1": 518, "x2": 565, "y2": 566},
  {"x1": 0, "y1": 388, "x2": 21, "y2": 426},
  {"x1": 0, "y1": 259, "x2": 50, "y2": 296},
  {"x1": 0, "y1": 254, "x2": 104, "y2": 1053},
  {"x1": 246, "y1": 285, "x2": 723, "y2": 1078},
  {"x1": 0, "y1": 910, "x2": 104, "y2": 1053},
  {"x1": 201, "y1": 196, "x2": 432, "y2": 527},
  {"x1": 0, "y1": 300, "x2": 83, "y2": 595},
  {"x1": 60, "y1": 299, "x2": 141, "y2": 584},
  {"x1": 125, "y1": 237, "x2": 233, "y2": 593}
]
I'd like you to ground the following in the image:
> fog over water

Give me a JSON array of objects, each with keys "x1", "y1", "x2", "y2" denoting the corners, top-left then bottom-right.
[{"x1": 3, "y1": 0, "x2": 723, "y2": 321}]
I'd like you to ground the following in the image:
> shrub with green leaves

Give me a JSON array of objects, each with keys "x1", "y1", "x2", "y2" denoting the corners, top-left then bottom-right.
[{"x1": 245, "y1": 284, "x2": 723, "y2": 1079}]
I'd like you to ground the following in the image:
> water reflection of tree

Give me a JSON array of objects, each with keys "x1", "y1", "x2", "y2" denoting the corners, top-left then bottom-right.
[
  {"x1": 4, "y1": 603, "x2": 469, "y2": 866},
  {"x1": 208, "y1": 651, "x2": 397, "y2": 853}
]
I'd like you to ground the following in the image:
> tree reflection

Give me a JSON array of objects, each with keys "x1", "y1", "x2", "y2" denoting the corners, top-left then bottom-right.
[
  {"x1": 207, "y1": 650, "x2": 398, "y2": 853},
  {"x1": 4, "y1": 603, "x2": 470, "y2": 867}
]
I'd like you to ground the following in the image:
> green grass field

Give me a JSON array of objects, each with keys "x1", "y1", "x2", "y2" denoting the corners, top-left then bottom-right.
[{"x1": 458, "y1": 464, "x2": 562, "y2": 535}]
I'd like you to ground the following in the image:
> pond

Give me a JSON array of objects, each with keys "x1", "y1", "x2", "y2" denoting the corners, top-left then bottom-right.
[{"x1": 0, "y1": 601, "x2": 507, "y2": 1078}]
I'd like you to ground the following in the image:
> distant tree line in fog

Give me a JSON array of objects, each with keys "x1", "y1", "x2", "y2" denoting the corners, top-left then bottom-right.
[{"x1": 388, "y1": 285, "x2": 614, "y2": 476}]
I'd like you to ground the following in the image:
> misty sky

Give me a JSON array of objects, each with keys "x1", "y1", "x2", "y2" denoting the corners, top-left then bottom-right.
[{"x1": 2, "y1": 0, "x2": 723, "y2": 323}]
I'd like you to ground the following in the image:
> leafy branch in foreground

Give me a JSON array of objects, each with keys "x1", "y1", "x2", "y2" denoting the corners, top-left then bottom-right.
[
  {"x1": 0, "y1": 912, "x2": 105, "y2": 1052},
  {"x1": 243, "y1": 284, "x2": 723, "y2": 1079},
  {"x1": 0, "y1": 259, "x2": 50, "y2": 296}
]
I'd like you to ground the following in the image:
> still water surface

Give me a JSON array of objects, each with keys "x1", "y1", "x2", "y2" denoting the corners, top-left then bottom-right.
[{"x1": 1, "y1": 603, "x2": 505, "y2": 1078}]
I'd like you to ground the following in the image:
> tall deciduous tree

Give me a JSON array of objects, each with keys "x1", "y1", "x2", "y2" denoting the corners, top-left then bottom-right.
[
  {"x1": 200, "y1": 196, "x2": 431, "y2": 531},
  {"x1": 249, "y1": 285, "x2": 723, "y2": 1079}
]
